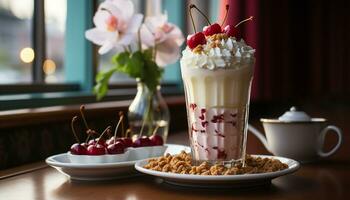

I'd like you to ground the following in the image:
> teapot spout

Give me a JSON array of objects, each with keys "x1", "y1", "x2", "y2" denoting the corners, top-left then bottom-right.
[{"x1": 248, "y1": 124, "x2": 270, "y2": 152}]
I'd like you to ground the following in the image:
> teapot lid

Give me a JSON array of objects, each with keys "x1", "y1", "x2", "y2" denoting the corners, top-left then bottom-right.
[{"x1": 278, "y1": 107, "x2": 311, "y2": 122}]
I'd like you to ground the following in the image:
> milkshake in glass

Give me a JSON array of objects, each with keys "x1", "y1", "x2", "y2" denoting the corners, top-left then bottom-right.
[{"x1": 180, "y1": 33, "x2": 255, "y2": 166}]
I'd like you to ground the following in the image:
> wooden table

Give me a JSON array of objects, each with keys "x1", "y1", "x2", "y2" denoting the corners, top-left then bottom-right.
[{"x1": 1, "y1": 128, "x2": 349, "y2": 200}]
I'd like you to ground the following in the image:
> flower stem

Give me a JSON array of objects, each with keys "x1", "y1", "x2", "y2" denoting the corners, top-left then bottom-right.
[
  {"x1": 138, "y1": 27, "x2": 142, "y2": 51},
  {"x1": 153, "y1": 44, "x2": 157, "y2": 62},
  {"x1": 138, "y1": 90, "x2": 154, "y2": 137}
]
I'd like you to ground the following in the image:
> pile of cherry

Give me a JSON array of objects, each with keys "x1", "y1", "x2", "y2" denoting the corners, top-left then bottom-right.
[
  {"x1": 70, "y1": 105, "x2": 164, "y2": 155},
  {"x1": 186, "y1": 4, "x2": 253, "y2": 49}
]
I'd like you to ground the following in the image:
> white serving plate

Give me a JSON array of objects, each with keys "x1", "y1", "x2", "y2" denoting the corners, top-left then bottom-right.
[
  {"x1": 46, "y1": 144, "x2": 190, "y2": 181},
  {"x1": 135, "y1": 155, "x2": 300, "y2": 188}
]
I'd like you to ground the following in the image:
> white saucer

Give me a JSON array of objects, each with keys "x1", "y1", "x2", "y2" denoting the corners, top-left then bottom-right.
[
  {"x1": 135, "y1": 155, "x2": 300, "y2": 188},
  {"x1": 46, "y1": 144, "x2": 190, "y2": 181}
]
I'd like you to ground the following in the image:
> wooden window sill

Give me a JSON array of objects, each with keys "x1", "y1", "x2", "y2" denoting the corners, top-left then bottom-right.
[{"x1": 0, "y1": 96, "x2": 185, "y2": 129}]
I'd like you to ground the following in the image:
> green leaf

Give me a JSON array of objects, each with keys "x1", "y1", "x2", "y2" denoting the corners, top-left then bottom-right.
[
  {"x1": 125, "y1": 51, "x2": 144, "y2": 78},
  {"x1": 112, "y1": 52, "x2": 130, "y2": 66},
  {"x1": 143, "y1": 49, "x2": 153, "y2": 60},
  {"x1": 94, "y1": 50, "x2": 164, "y2": 100},
  {"x1": 93, "y1": 67, "x2": 117, "y2": 100},
  {"x1": 142, "y1": 59, "x2": 162, "y2": 92}
]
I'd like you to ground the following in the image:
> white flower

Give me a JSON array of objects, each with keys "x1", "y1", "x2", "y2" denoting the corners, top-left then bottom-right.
[
  {"x1": 85, "y1": 0, "x2": 143, "y2": 54},
  {"x1": 140, "y1": 13, "x2": 184, "y2": 66}
]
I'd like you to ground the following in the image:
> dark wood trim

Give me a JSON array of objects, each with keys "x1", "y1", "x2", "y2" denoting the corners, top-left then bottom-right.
[
  {"x1": 108, "y1": 81, "x2": 179, "y2": 89},
  {"x1": 0, "y1": 82, "x2": 179, "y2": 94},
  {"x1": 0, "y1": 96, "x2": 186, "y2": 129},
  {"x1": 0, "y1": 83, "x2": 80, "y2": 94},
  {"x1": 0, "y1": 86, "x2": 183, "y2": 111}
]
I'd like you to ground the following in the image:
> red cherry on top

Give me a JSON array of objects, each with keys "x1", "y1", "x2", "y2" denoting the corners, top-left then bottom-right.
[
  {"x1": 107, "y1": 141, "x2": 125, "y2": 154},
  {"x1": 224, "y1": 25, "x2": 239, "y2": 38},
  {"x1": 87, "y1": 144, "x2": 106, "y2": 155},
  {"x1": 122, "y1": 138, "x2": 133, "y2": 148},
  {"x1": 187, "y1": 32, "x2": 206, "y2": 49},
  {"x1": 149, "y1": 135, "x2": 164, "y2": 146},
  {"x1": 133, "y1": 136, "x2": 152, "y2": 147},
  {"x1": 88, "y1": 138, "x2": 107, "y2": 147},
  {"x1": 106, "y1": 137, "x2": 124, "y2": 146},
  {"x1": 81, "y1": 142, "x2": 88, "y2": 148},
  {"x1": 70, "y1": 143, "x2": 87, "y2": 155},
  {"x1": 203, "y1": 23, "x2": 222, "y2": 36}
]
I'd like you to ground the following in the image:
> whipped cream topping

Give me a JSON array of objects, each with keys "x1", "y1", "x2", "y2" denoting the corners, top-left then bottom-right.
[{"x1": 180, "y1": 37, "x2": 255, "y2": 70}]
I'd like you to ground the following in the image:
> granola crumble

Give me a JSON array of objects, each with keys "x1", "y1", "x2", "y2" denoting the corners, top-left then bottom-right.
[{"x1": 143, "y1": 151, "x2": 288, "y2": 175}]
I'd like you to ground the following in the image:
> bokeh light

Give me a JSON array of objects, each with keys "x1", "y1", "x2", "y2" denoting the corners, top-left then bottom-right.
[
  {"x1": 19, "y1": 47, "x2": 35, "y2": 63},
  {"x1": 43, "y1": 59, "x2": 56, "y2": 75}
]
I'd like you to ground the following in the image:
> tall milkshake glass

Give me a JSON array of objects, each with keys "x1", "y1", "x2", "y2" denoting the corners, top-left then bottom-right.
[{"x1": 180, "y1": 36, "x2": 255, "y2": 166}]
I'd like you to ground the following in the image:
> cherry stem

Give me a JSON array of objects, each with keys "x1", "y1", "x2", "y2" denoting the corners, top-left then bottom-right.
[
  {"x1": 152, "y1": 124, "x2": 160, "y2": 136},
  {"x1": 85, "y1": 135, "x2": 90, "y2": 144},
  {"x1": 96, "y1": 126, "x2": 111, "y2": 146},
  {"x1": 190, "y1": 4, "x2": 211, "y2": 25},
  {"x1": 235, "y1": 16, "x2": 254, "y2": 28},
  {"x1": 113, "y1": 115, "x2": 124, "y2": 143},
  {"x1": 79, "y1": 105, "x2": 90, "y2": 130},
  {"x1": 221, "y1": 5, "x2": 229, "y2": 26},
  {"x1": 119, "y1": 111, "x2": 125, "y2": 138},
  {"x1": 125, "y1": 129, "x2": 131, "y2": 138},
  {"x1": 189, "y1": 4, "x2": 197, "y2": 33},
  {"x1": 71, "y1": 116, "x2": 80, "y2": 143}
]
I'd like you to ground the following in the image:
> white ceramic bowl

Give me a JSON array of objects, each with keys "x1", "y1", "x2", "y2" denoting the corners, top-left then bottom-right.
[
  {"x1": 127, "y1": 146, "x2": 168, "y2": 160},
  {"x1": 67, "y1": 145, "x2": 167, "y2": 164},
  {"x1": 68, "y1": 150, "x2": 130, "y2": 163}
]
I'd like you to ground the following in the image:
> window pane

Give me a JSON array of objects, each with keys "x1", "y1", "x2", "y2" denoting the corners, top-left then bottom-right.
[
  {"x1": 44, "y1": 0, "x2": 66, "y2": 83},
  {"x1": 0, "y1": 0, "x2": 33, "y2": 84}
]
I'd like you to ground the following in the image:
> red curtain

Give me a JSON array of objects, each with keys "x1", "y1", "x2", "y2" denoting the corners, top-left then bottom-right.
[
  {"x1": 219, "y1": 0, "x2": 260, "y2": 100},
  {"x1": 219, "y1": 0, "x2": 350, "y2": 103}
]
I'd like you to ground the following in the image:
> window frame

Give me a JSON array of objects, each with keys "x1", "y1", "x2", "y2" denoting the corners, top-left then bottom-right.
[{"x1": 0, "y1": 0, "x2": 186, "y2": 111}]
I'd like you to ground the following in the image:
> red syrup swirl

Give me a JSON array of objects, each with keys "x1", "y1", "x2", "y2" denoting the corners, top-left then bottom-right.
[
  {"x1": 191, "y1": 123, "x2": 206, "y2": 133},
  {"x1": 189, "y1": 103, "x2": 197, "y2": 111},
  {"x1": 226, "y1": 112, "x2": 238, "y2": 126},
  {"x1": 197, "y1": 142, "x2": 204, "y2": 149},
  {"x1": 218, "y1": 150, "x2": 227, "y2": 159},
  {"x1": 191, "y1": 124, "x2": 198, "y2": 132},
  {"x1": 226, "y1": 120, "x2": 237, "y2": 126},
  {"x1": 201, "y1": 121, "x2": 209, "y2": 128},
  {"x1": 212, "y1": 146, "x2": 227, "y2": 159},
  {"x1": 215, "y1": 129, "x2": 225, "y2": 137},
  {"x1": 211, "y1": 114, "x2": 225, "y2": 123},
  {"x1": 199, "y1": 108, "x2": 206, "y2": 120},
  {"x1": 230, "y1": 113, "x2": 237, "y2": 118}
]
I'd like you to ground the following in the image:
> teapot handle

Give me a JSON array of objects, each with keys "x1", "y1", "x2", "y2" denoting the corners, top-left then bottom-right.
[{"x1": 248, "y1": 124, "x2": 270, "y2": 151}]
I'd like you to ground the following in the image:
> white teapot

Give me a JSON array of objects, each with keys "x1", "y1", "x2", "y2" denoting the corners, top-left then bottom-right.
[{"x1": 248, "y1": 107, "x2": 343, "y2": 163}]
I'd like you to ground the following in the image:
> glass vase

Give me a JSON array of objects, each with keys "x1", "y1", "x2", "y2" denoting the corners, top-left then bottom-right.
[{"x1": 128, "y1": 81, "x2": 170, "y2": 142}]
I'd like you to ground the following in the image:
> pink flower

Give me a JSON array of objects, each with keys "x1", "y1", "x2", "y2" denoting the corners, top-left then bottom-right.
[
  {"x1": 141, "y1": 13, "x2": 184, "y2": 66},
  {"x1": 85, "y1": 0, "x2": 143, "y2": 54}
]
